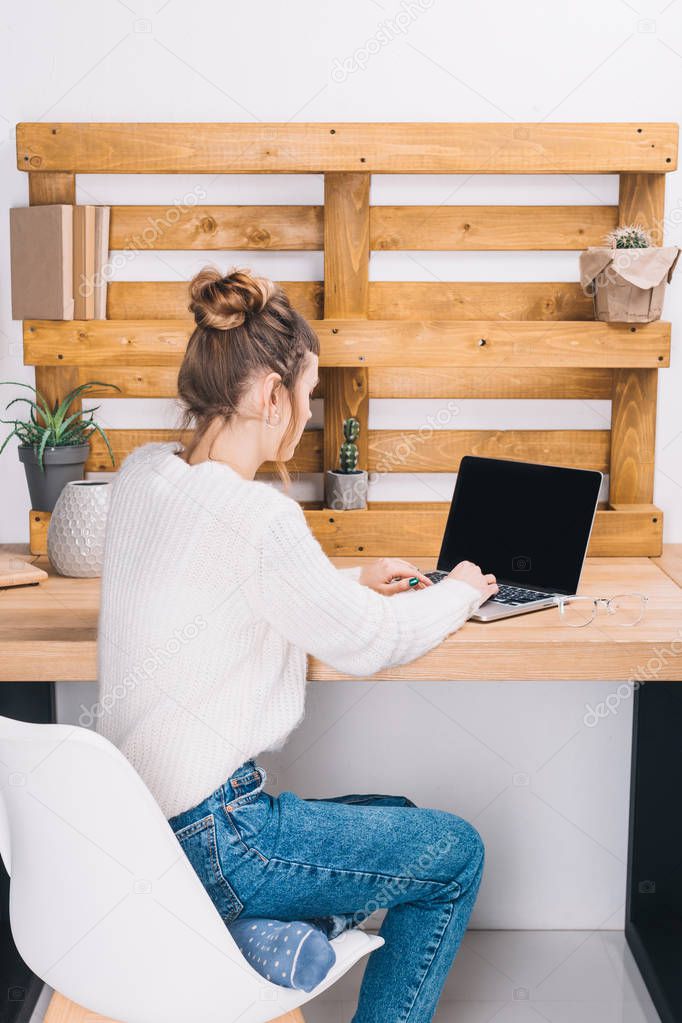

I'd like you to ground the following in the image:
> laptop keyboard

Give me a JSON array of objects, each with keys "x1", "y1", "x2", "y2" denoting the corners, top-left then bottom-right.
[{"x1": 425, "y1": 571, "x2": 551, "y2": 605}]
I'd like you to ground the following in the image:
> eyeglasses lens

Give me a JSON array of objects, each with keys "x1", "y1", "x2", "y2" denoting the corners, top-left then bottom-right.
[
  {"x1": 557, "y1": 600, "x2": 595, "y2": 627},
  {"x1": 608, "y1": 594, "x2": 645, "y2": 626}
]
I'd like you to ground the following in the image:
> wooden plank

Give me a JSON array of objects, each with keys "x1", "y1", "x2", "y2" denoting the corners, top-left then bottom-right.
[
  {"x1": 609, "y1": 173, "x2": 665, "y2": 506},
  {"x1": 107, "y1": 281, "x2": 591, "y2": 322},
  {"x1": 371, "y1": 205, "x2": 618, "y2": 250},
  {"x1": 25, "y1": 319, "x2": 671, "y2": 369},
  {"x1": 305, "y1": 506, "x2": 663, "y2": 558},
  {"x1": 316, "y1": 320, "x2": 670, "y2": 368},
  {"x1": 610, "y1": 368, "x2": 657, "y2": 504},
  {"x1": 28, "y1": 171, "x2": 75, "y2": 205},
  {"x1": 45, "y1": 991, "x2": 305, "y2": 1023},
  {"x1": 370, "y1": 367, "x2": 612, "y2": 399},
  {"x1": 35, "y1": 365, "x2": 82, "y2": 415},
  {"x1": 369, "y1": 281, "x2": 594, "y2": 320},
  {"x1": 112, "y1": 204, "x2": 616, "y2": 252},
  {"x1": 107, "y1": 281, "x2": 323, "y2": 320},
  {"x1": 17, "y1": 123, "x2": 679, "y2": 174},
  {"x1": 28, "y1": 500, "x2": 662, "y2": 559},
  {"x1": 596, "y1": 505, "x2": 662, "y2": 556},
  {"x1": 28, "y1": 510, "x2": 50, "y2": 556},
  {"x1": 85, "y1": 428, "x2": 322, "y2": 473},
  {"x1": 322, "y1": 173, "x2": 370, "y2": 480},
  {"x1": 77, "y1": 366, "x2": 325, "y2": 400},
  {"x1": 77, "y1": 366, "x2": 181, "y2": 398},
  {"x1": 618, "y1": 173, "x2": 667, "y2": 245},
  {"x1": 110, "y1": 205, "x2": 323, "y2": 250},
  {"x1": 367, "y1": 429, "x2": 610, "y2": 473}
]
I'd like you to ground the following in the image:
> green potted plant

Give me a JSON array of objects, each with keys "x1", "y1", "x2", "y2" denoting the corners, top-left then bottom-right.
[
  {"x1": 579, "y1": 223, "x2": 680, "y2": 322},
  {"x1": 0, "y1": 380, "x2": 119, "y2": 511},
  {"x1": 324, "y1": 416, "x2": 368, "y2": 510}
]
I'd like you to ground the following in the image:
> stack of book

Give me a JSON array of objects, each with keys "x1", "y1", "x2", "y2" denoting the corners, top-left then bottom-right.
[{"x1": 10, "y1": 204, "x2": 111, "y2": 320}]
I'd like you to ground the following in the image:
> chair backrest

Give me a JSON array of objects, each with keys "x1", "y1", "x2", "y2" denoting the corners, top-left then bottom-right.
[{"x1": 0, "y1": 716, "x2": 311, "y2": 1023}]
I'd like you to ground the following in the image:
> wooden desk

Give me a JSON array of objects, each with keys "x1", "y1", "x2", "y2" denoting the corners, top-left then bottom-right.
[
  {"x1": 2, "y1": 544, "x2": 682, "y2": 1023},
  {"x1": 1, "y1": 544, "x2": 681, "y2": 683}
]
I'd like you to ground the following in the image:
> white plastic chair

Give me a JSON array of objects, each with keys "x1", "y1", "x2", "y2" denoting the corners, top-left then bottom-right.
[{"x1": 0, "y1": 715, "x2": 383, "y2": 1023}]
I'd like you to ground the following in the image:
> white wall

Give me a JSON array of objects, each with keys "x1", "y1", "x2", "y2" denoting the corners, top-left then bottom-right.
[{"x1": 6, "y1": 0, "x2": 682, "y2": 928}]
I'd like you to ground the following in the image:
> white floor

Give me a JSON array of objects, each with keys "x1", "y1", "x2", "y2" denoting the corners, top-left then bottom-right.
[
  {"x1": 305, "y1": 930, "x2": 662, "y2": 1023},
  {"x1": 28, "y1": 930, "x2": 661, "y2": 1023}
]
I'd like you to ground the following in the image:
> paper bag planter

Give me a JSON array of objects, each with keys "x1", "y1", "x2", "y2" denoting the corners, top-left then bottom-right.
[{"x1": 579, "y1": 245, "x2": 680, "y2": 323}]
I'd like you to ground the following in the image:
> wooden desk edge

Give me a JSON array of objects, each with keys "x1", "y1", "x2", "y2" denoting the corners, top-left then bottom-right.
[{"x1": 1, "y1": 545, "x2": 681, "y2": 683}]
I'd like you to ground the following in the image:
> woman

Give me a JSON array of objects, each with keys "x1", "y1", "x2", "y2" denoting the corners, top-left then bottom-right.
[{"x1": 96, "y1": 267, "x2": 498, "y2": 1023}]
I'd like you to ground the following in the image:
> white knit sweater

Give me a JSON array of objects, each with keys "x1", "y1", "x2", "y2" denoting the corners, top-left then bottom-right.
[{"x1": 96, "y1": 441, "x2": 484, "y2": 818}]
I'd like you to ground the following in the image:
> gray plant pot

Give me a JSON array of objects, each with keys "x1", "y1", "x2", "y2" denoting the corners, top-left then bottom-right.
[
  {"x1": 325, "y1": 469, "x2": 368, "y2": 510},
  {"x1": 18, "y1": 444, "x2": 90, "y2": 512},
  {"x1": 47, "y1": 480, "x2": 112, "y2": 577}
]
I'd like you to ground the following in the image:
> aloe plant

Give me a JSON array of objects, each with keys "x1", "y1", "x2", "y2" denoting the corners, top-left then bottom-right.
[
  {"x1": 338, "y1": 416, "x2": 360, "y2": 473},
  {"x1": 604, "y1": 224, "x2": 652, "y2": 249},
  {"x1": 0, "y1": 380, "x2": 120, "y2": 471}
]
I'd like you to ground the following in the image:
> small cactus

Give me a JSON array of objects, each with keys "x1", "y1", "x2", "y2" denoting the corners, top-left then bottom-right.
[
  {"x1": 339, "y1": 417, "x2": 360, "y2": 473},
  {"x1": 604, "y1": 224, "x2": 652, "y2": 249}
]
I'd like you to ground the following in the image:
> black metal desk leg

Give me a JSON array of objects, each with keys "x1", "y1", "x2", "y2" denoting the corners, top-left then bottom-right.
[{"x1": 627, "y1": 681, "x2": 682, "y2": 1023}]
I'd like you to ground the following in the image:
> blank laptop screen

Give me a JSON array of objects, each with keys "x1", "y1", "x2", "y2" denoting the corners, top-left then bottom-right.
[{"x1": 436, "y1": 457, "x2": 603, "y2": 595}]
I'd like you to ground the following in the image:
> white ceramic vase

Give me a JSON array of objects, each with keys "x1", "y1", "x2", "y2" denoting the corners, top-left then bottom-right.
[{"x1": 47, "y1": 480, "x2": 112, "y2": 578}]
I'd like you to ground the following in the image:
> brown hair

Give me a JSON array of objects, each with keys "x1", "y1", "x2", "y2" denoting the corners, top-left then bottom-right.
[{"x1": 177, "y1": 266, "x2": 320, "y2": 485}]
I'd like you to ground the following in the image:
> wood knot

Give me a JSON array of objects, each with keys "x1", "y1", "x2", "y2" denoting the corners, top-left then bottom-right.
[
  {"x1": 29, "y1": 156, "x2": 42, "y2": 168},
  {"x1": 248, "y1": 227, "x2": 271, "y2": 246},
  {"x1": 200, "y1": 216, "x2": 217, "y2": 234}
]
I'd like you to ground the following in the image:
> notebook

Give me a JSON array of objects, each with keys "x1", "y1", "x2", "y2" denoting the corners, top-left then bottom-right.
[
  {"x1": 10, "y1": 205, "x2": 74, "y2": 320},
  {"x1": 94, "y1": 205, "x2": 110, "y2": 319},
  {"x1": 73, "y1": 205, "x2": 97, "y2": 319}
]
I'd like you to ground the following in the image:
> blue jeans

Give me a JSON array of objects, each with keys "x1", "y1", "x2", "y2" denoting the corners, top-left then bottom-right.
[{"x1": 168, "y1": 760, "x2": 484, "y2": 1023}]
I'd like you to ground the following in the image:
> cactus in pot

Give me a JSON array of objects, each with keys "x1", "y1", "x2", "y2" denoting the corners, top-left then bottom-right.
[
  {"x1": 324, "y1": 416, "x2": 368, "y2": 510},
  {"x1": 604, "y1": 224, "x2": 652, "y2": 249},
  {"x1": 339, "y1": 416, "x2": 360, "y2": 472},
  {"x1": 579, "y1": 222, "x2": 680, "y2": 322}
]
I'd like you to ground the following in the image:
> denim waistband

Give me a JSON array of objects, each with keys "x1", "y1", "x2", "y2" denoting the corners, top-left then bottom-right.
[
  {"x1": 221, "y1": 759, "x2": 267, "y2": 805},
  {"x1": 168, "y1": 759, "x2": 267, "y2": 831}
]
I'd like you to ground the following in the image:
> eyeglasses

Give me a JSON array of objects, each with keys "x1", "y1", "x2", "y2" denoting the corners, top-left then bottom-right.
[{"x1": 553, "y1": 593, "x2": 648, "y2": 628}]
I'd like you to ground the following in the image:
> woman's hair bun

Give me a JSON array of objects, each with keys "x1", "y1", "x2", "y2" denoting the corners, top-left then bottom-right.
[{"x1": 188, "y1": 266, "x2": 278, "y2": 330}]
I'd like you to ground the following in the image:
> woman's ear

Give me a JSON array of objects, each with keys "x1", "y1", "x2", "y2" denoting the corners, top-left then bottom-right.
[{"x1": 261, "y1": 371, "x2": 282, "y2": 421}]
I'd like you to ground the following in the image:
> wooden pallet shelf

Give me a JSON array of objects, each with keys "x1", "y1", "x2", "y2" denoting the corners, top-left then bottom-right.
[
  {"x1": 22, "y1": 319, "x2": 672, "y2": 369},
  {"x1": 17, "y1": 122, "x2": 678, "y2": 173},
  {"x1": 17, "y1": 121, "x2": 679, "y2": 557},
  {"x1": 28, "y1": 504, "x2": 663, "y2": 560}
]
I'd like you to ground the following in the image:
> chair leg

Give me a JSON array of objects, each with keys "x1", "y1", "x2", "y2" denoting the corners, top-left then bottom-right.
[
  {"x1": 45, "y1": 992, "x2": 114, "y2": 1023},
  {"x1": 45, "y1": 990, "x2": 306, "y2": 1023}
]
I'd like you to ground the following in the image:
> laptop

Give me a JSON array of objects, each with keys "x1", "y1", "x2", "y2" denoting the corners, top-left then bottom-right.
[{"x1": 424, "y1": 456, "x2": 603, "y2": 621}]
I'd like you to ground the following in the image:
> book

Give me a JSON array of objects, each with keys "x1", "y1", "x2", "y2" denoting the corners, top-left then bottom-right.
[
  {"x1": 73, "y1": 205, "x2": 97, "y2": 319},
  {"x1": 10, "y1": 205, "x2": 74, "y2": 320},
  {"x1": 94, "y1": 205, "x2": 110, "y2": 319}
]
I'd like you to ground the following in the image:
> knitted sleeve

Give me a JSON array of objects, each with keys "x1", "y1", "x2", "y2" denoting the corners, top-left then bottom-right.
[{"x1": 256, "y1": 503, "x2": 484, "y2": 677}]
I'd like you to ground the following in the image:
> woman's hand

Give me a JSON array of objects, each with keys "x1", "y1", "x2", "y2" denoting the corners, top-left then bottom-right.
[
  {"x1": 448, "y1": 560, "x2": 499, "y2": 602},
  {"x1": 358, "y1": 558, "x2": 433, "y2": 595}
]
